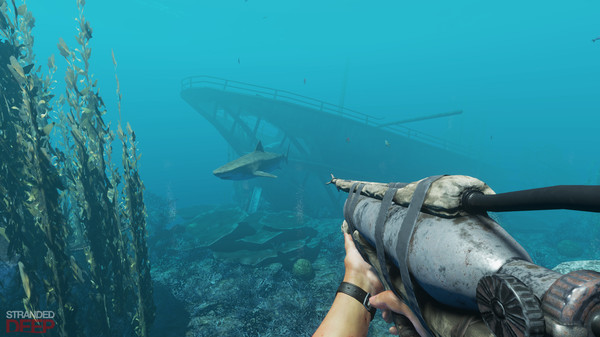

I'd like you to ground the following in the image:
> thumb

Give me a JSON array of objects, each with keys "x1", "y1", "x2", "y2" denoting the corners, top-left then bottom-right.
[
  {"x1": 370, "y1": 291, "x2": 428, "y2": 337},
  {"x1": 369, "y1": 290, "x2": 398, "y2": 311},
  {"x1": 369, "y1": 290, "x2": 407, "y2": 313},
  {"x1": 343, "y1": 232, "x2": 354, "y2": 250}
]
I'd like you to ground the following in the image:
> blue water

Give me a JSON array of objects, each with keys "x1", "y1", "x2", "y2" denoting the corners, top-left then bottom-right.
[
  {"x1": 27, "y1": 0, "x2": 600, "y2": 206},
  {"x1": 18, "y1": 1, "x2": 600, "y2": 336}
]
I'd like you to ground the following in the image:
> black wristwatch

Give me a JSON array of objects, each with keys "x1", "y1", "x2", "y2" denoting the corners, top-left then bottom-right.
[{"x1": 337, "y1": 281, "x2": 377, "y2": 321}]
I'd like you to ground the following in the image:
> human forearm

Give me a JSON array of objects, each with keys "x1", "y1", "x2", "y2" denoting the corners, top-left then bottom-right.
[{"x1": 313, "y1": 273, "x2": 373, "y2": 337}]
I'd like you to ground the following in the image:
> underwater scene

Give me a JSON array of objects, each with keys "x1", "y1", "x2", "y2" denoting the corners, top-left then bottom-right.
[{"x1": 0, "y1": 1, "x2": 599, "y2": 336}]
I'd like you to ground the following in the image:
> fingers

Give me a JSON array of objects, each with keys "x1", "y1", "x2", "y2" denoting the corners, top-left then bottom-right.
[
  {"x1": 369, "y1": 290, "x2": 409, "y2": 313},
  {"x1": 343, "y1": 232, "x2": 355, "y2": 259},
  {"x1": 341, "y1": 220, "x2": 350, "y2": 234},
  {"x1": 343, "y1": 231, "x2": 351, "y2": 250},
  {"x1": 389, "y1": 326, "x2": 399, "y2": 335},
  {"x1": 371, "y1": 291, "x2": 428, "y2": 337},
  {"x1": 382, "y1": 309, "x2": 392, "y2": 323},
  {"x1": 352, "y1": 229, "x2": 366, "y2": 245},
  {"x1": 343, "y1": 232, "x2": 357, "y2": 253}
]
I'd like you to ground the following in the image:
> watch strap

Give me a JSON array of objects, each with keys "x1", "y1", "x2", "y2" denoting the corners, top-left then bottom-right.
[{"x1": 337, "y1": 281, "x2": 377, "y2": 321}]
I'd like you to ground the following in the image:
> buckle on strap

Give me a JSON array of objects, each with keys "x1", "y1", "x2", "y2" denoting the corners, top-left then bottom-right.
[{"x1": 363, "y1": 292, "x2": 373, "y2": 311}]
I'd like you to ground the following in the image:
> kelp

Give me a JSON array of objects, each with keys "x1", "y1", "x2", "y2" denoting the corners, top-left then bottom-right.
[
  {"x1": 0, "y1": 0, "x2": 155, "y2": 336},
  {"x1": 114, "y1": 49, "x2": 156, "y2": 336},
  {"x1": 56, "y1": 0, "x2": 155, "y2": 335},
  {"x1": 0, "y1": 1, "x2": 78, "y2": 336},
  {"x1": 58, "y1": 1, "x2": 130, "y2": 333}
]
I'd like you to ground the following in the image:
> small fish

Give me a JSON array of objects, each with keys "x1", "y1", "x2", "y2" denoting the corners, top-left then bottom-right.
[
  {"x1": 385, "y1": 140, "x2": 390, "y2": 147},
  {"x1": 303, "y1": 78, "x2": 306, "y2": 84},
  {"x1": 238, "y1": 57, "x2": 240, "y2": 64},
  {"x1": 345, "y1": 137, "x2": 350, "y2": 143},
  {"x1": 593, "y1": 37, "x2": 600, "y2": 43}
]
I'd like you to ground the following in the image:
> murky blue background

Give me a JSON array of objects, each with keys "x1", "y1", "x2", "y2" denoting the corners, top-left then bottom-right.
[
  {"x1": 27, "y1": 0, "x2": 599, "y2": 202},
  {"x1": 37, "y1": 0, "x2": 600, "y2": 254}
]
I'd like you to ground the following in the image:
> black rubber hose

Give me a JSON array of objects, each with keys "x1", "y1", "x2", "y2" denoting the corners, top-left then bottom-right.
[
  {"x1": 462, "y1": 185, "x2": 600, "y2": 213},
  {"x1": 591, "y1": 312, "x2": 600, "y2": 337}
]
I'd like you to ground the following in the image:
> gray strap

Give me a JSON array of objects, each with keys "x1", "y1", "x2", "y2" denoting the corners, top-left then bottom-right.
[
  {"x1": 375, "y1": 182, "x2": 407, "y2": 288},
  {"x1": 377, "y1": 182, "x2": 420, "y2": 336},
  {"x1": 395, "y1": 175, "x2": 443, "y2": 337},
  {"x1": 343, "y1": 182, "x2": 365, "y2": 233},
  {"x1": 343, "y1": 182, "x2": 358, "y2": 232}
]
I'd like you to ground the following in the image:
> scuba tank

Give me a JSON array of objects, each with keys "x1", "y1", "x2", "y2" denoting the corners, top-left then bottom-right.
[{"x1": 330, "y1": 175, "x2": 600, "y2": 337}]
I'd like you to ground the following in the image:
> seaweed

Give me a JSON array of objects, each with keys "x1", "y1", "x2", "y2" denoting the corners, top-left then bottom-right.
[
  {"x1": 57, "y1": 1, "x2": 131, "y2": 334},
  {"x1": 114, "y1": 50, "x2": 156, "y2": 336},
  {"x1": 0, "y1": 1, "x2": 78, "y2": 336},
  {"x1": 0, "y1": 0, "x2": 155, "y2": 336}
]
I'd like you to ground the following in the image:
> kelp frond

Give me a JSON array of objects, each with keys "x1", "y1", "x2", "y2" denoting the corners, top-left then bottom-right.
[
  {"x1": 0, "y1": 1, "x2": 79, "y2": 336},
  {"x1": 1, "y1": 1, "x2": 154, "y2": 336}
]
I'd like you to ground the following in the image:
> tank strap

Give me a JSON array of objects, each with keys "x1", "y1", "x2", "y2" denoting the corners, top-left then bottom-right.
[
  {"x1": 375, "y1": 182, "x2": 407, "y2": 290},
  {"x1": 395, "y1": 175, "x2": 444, "y2": 337},
  {"x1": 344, "y1": 182, "x2": 366, "y2": 233}
]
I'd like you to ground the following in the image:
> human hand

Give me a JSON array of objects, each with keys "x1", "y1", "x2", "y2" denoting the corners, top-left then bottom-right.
[
  {"x1": 369, "y1": 291, "x2": 427, "y2": 336},
  {"x1": 342, "y1": 230, "x2": 383, "y2": 295}
]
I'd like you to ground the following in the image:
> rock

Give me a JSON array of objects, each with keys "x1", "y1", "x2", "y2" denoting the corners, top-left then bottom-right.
[
  {"x1": 292, "y1": 258, "x2": 314, "y2": 280},
  {"x1": 259, "y1": 211, "x2": 307, "y2": 230},
  {"x1": 552, "y1": 260, "x2": 600, "y2": 274},
  {"x1": 170, "y1": 207, "x2": 320, "y2": 267},
  {"x1": 150, "y1": 282, "x2": 190, "y2": 337},
  {"x1": 266, "y1": 262, "x2": 283, "y2": 274},
  {"x1": 213, "y1": 249, "x2": 278, "y2": 266},
  {"x1": 176, "y1": 206, "x2": 248, "y2": 250},
  {"x1": 176, "y1": 204, "x2": 222, "y2": 220}
]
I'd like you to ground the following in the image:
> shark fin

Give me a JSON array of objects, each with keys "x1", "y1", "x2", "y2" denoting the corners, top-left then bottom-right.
[
  {"x1": 254, "y1": 170, "x2": 277, "y2": 178},
  {"x1": 255, "y1": 141, "x2": 264, "y2": 152}
]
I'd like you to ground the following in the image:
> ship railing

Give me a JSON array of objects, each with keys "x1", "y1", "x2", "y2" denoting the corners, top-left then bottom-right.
[{"x1": 181, "y1": 75, "x2": 468, "y2": 156}]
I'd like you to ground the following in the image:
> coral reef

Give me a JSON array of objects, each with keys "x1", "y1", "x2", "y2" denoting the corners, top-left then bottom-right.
[
  {"x1": 553, "y1": 260, "x2": 600, "y2": 274},
  {"x1": 172, "y1": 207, "x2": 319, "y2": 267},
  {"x1": 150, "y1": 214, "x2": 393, "y2": 336},
  {"x1": 146, "y1": 206, "x2": 600, "y2": 336},
  {"x1": 292, "y1": 258, "x2": 314, "y2": 280}
]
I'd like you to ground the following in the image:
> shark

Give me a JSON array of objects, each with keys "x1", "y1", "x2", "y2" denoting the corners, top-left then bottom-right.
[{"x1": 213, "y1": 141, "x2": 288, "y2": 180}]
